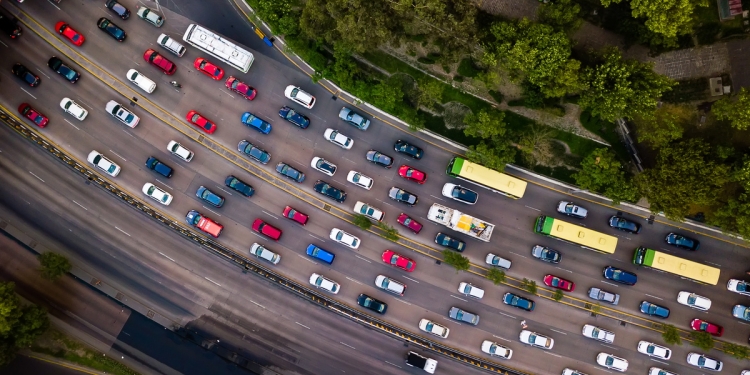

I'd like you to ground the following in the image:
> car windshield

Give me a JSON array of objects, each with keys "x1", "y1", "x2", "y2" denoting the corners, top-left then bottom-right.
[
  {"x1": 61, "y1": 67, "x2": 77, "y2": 80},
  {"x1": 190, "y1": 215, "x2": 201, "y2": 225},
  {"x1": 699, "y1": 322, "x2": 708, "y2": 330},
  {"x1": 528, "y1": 334, "x2": 537, "y2": 343},
  {"x1": 564, "y1": 203, "x2": 575, "y2": 213},
  {"x1": 605, "y1": 357, "x2": 614, "y2": 366},
  {"x1": 106, "y1": 24, "x2": 123, "y2": 37},
  {"x1": 697, "y1": 357, "x2": 706, "y2": 366},
  {"x1": 550, "y1": 278, "x2": 560, "y2": 287},
  {"x1": 646, "y1": 346, "x2": 655, "y2": 354},
  {"x1": 687, "y1": 295, "x2": 697, "y2": 304},
  {"x1": 425, "y1": 322, "x2": 434, "y2": 331},
  {"x1": 510, "y1": 295, "x2": 519, "y2": 304},
  {"x1": 737, "y1": 282, "x2": 748, "y2": 292}
]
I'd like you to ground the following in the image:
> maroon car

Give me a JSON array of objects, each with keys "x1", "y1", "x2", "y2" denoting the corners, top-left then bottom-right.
[
  {"x1": 543, "y1": 274, "x2": 575, "y2": 292},
  {"x1": 397, "y1": 213, "x2": 423, "y2": 234}
]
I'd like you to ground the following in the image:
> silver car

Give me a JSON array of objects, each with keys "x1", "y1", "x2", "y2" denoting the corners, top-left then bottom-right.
[
  {"x1": 448, "y1": 306, "x2": 479, "y2": 325},
  {"x1": 557, "y1": 201, "x2": 587, "y2": 218}
]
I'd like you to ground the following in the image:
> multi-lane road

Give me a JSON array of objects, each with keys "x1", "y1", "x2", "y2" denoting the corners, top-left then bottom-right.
[{"x1": 2, "y1": 0, "x2": 750, "y2": 374}]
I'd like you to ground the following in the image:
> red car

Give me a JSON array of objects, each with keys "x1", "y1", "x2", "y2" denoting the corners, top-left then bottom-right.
[
  {"x1": 225, "y1": 76, "x2": 256, "y2": 100},
  {"x1": 252, "y1": 218, "x2": 282, "y2": 241},
  {"x1": 397, "y1": 213, "x2": 423, "y2": 234},
  {"x1": 543, "y1": 274, "x2": 575, "y2": 292},
  {"x1": 381, "y1": 249, "x2": 415, "y2": 272},
  {"x1": 282, "y1": 205, "x2": 308, "y2": 225},
  {"x1": 398, "y1": 165, "x2": 427, "y2": 184},
  {"x1": 690, "y1": 318, "x2": 724, "y2": 337},
  {"x1": 55, "y1": 22, "x2": 85, "y2": 46},
  {"x1": 143, "y1": 49, "x2": 176, "y2": 75},
  {"x1": 194, "y1": 58, "x2": 224, "y2": 80},
  {"x1": 185, "y1": 110, "x2": 217, "y2": 134},
  {"x1": 18, "y1": 103, "x2": 49, "y2": 128}
]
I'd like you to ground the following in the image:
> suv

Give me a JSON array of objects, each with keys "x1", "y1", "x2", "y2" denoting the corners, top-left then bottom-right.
[
  {"x1": 338, "y1": 107, "x2": 370, "y2": 130},
  {"x1": 249, "y1": 243, "x2": 280, "y2": 264},
  {"x1": 686, "y1": 353, "x2": 722, "y2": 372},
  {"x1": 157, "y1": 33, "x2": 186, "y2": 56},
  {"x1": 225, "y1": 175, "x2": 254, "y2": 197},
  {"x1": 136, "y1": 6, "x2": 163, "y2": 27},
  {"x1": 603, "y1": 266, "x2": 637, "y2": 285},
  {"x1": 502, "y1": 292, "x2": 534, "y2": 311},
  {"x1": 306, "y1": 244, "x2": 335, "y2": 264},
  {"x1": 375, "y1": 275, "x2": 405, "y2": 296},
  {"x1": 145, "y1": 157, "x2": 173, "y2": 178},
  {"x1": 185, "y1": 210, "x2": 223, "y2": 238},
  {"x1": 448, "y1": 307, "x2": 479, "y2": 325},
  {"x1": 354, "y1": 201, "x2": 384, "y2": 222},
  {"x1": 677, "y1": 291, "x2": 711, "y2": 310},
  {"x1": 284, "y1": 85, "x2": 315, "y2": 108},
  {"x1": 637, "y1": 341, "x2": 671, "y2": 360},
  {"x1": 596, "y1": 353, "x2": 628, "y2": 372},
  {"x1": 167, "y1": 141, "x2": 194, "y2": 162},
  {"x1": 588, "y1": 287, "x2": 619, "y2": 305},
  {"x1": 639, "y1": 301, "x2": 670, "y2": 318}
]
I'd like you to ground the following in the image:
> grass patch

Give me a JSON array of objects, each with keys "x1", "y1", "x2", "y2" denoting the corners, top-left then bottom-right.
[
  {"x1": 30, "y1": 329, "x2": 139, "y2": 375},
  {"x1": 362, "y1": 50, "x2": 426, "y2": 78},
  {"x1": 457, "y1": 58, "x2": 482, "y2": 77}
]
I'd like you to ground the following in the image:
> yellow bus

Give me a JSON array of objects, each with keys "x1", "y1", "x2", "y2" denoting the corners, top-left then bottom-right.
[
  {"x1": 446, "y1": 157, "x2": 527, "y2": 199},
  {"x1": 534, "y1": 215, "x2": 618, "y2": 254},
  {"x1": 632, "y1": 247, "x2": 720, "y2": 285}
]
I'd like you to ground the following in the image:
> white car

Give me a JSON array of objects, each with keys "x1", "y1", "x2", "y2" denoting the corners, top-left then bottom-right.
[
  {"x1": 136, "y1": 6, "x2": 163, "y2": 27},
  {"x1": 686, "y1": 352, "x2": 723, "y2": 371},
  {"x1": 637, "y1": 341, "x2": 671, "y2": 360},
  {"x1": 728, "y1": 279, "x2": 750, "y2": 296},
  {"x1": 741, "y1": 370, "x2": 750, "y2": 375},
  {"x1": 329, "y1": 228, "x2": 360, "y2": 249},
  {"x1": 323, "y1": 128, "x2": 353, "y2": 150},
  {"x1": 375, "y1": 275, "x2": 406, "y2": 296},
  {"x1": 310, "y1": 157, "x2": 337, "y2": 176},
  {"x1": 353, "y1": 201, "x2": 384, "y2": 222},
  {"x1": 59, "y1": 97, "x2": 88, "y2": 121},
  {"x1": 557, "y1": 200, "x2": 588, "y2": 219},
  {"x1": 167, "y1": 141, "x2": 194, "y2": 162},
  {"x1": 87, "y1": 151, "x2": 121, "y2": 177},
  {"x1": 677, "y1": 291, "x2": 711, "y2": 311},
  {"x1": 249, "y1": 243, "x2": 280, "y2": 265},
  {"x1": 519, "y1": 330, "x2": 553, "y2": 349},
  {"x1": 481, "y1": 340, "x2": 512, "y2": 359},
  {"x1": 346, "y1": 171, "x2": 373, "y2": 190},
  {"x1": 441, "y1": 183, "x2": 478, "y2": 205},
  {"x1": 284, "y1": 85, "x2": 315, "y2": 109},
  {"x1": 648, "y1": 367, "x2": 677, "y2": 375},
  {"x1": 562, "y1": 369, "x2": 589, "y2": 375},
  {"x1": 596, "y1": 353, "x2": 628, "y2": 372},
  {"x1": 142, "y1": 183, "x2": 172, "y2": 205},
  {"x1": 581, "y1": 324, "x2": 614, "y2": 344},
  {"x1": 309, "y1": 273, "x2": 339, "y2": 294},
  {"x1": 458, "y1": 282, "x2": 484, "y2": 299},
  {"x1": 418, "y1": 319, "x2": 449, "y2": 338},
  {"x1": 105, "y1": 100, "x2": 139, "y2": 128}
]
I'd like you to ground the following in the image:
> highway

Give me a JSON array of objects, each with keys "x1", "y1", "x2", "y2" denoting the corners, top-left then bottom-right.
[{"x1": 2, "y1": 0, "x2": 750, "y2": 374}]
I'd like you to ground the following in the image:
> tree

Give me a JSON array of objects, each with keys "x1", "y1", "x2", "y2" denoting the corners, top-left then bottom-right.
[
  {"x1": 712, "y1": 87, "x2": 750, "y2": 131},
  {"x1": 442, "y1": 250, "x2": 470, "y2": 273},
  {"x1": 709, "y1": 194, "x2": 750, "y2": 239},
  {"x1": 723, "y1": 342, "x2": 750, "y2": 360},
  {"x1": 689, "y1": 331, "x2": 714, "y2": 351},
  {"x1": 552, "y1": 289, "x2": 564, "y2": 301},
  {"x1": 572, "y1": 148, "x2": 639, "y2": 204},
  {"x1": 601, "y1": 0, "x2": 708, "y2": 38},
  {"x1": 0, "y1": 282, "x2": 49, "y2": 366},
  {"x1": 632, "y1": 103, "x2": 694, "y2": 148},
  {"x1": 538, "y1": 0, "x2": 582, "y2": 32},
  {"x1": 462, "y1": 109, "x2": 507, "y2": 139},
  {"x1": 518, "y1": 125, "x2": 555, "y2": 166},
  {"x1": 376, "y1": 222, "x2": 400, "y2": 242},
  {"x1": 417, "y1": 78, "x2": 445, "y2": 110},
  {"x1": 352, "y1": 214, "x2": 372, "y2": 230},
  {"x1": 486, "y1": 268, "x2": 505, "y2": 285},
  {"x1": 661, "y1": 324, "x2": 682, "y2": 345},
  {"x1": 466, "y1": 141, "x2": 516, "y2": 171},
  {"x1": 38, "y1": 252, "x2": 71, "y2": 281},
  {"x1": 522, "y1": 278, "x2": 537, "y2": 295},
  {"x1": 364, "y1": 80, "x2": 404, "y2": 113}
]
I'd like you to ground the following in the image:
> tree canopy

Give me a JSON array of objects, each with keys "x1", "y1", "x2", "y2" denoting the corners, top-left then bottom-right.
[
  {"x1": 538, "y1": 0, "x2": 583, "y2": 32},
  {"x1": 712, "y1": 87, "x2": 750, "y2": 131},
  {"x1": 600, "y1": 0, "x2": 708, "y2": 38},
  {"x1": 632, "y1": 103, "x2": 694, "y2": 148},
  {"x1": 572, "y1": 148, "x2": 639, "y2": 204},
  {"x1": 0, "y1": 282, "x2": 49, "y2": 365},
  {"x1": 38, "y1": 252, "x2": 72, "y2": 281},
  {"x1": 462, "y1": 109, "x2": 507, "y2": 139}
]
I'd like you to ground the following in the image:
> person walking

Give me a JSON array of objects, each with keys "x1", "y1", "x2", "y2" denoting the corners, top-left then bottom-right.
[{"x1": 520, "y1": 320, "x2": 528, "y2": 329}]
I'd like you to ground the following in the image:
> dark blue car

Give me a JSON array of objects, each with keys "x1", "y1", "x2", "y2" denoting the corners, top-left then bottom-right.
[
  {"x1": 503, "y1": 292, "x2": 535, "y2": 311},
  {"x1": 640, "y1": 301, "x2": 670, "y2": 318},
  {"x1": 241, "y1": 112, "x2": 272, "y2": 134},
  {"x1": 225, "y1": 175, "x2": 254, "y2": 197},
  {"x1": 306, "y1": 244, "x2": 335, "y2": 264},
  {"x1": 279, "y1": 106, "x2": 310, "y2": 129},
  {"x1": 665, "y1": 232, "x2": 700, "y2": 251},
  {"x1": 145, "y1": 156, "x2": 173, "y2": 178},
  {"x1": 603, "y1": 266, "x2": 637, "y2": 285}
]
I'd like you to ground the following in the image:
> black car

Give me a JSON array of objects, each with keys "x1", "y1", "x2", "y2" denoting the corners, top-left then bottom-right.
[
  {"x1": 357, "y1": 293, "x2": 387, "y2": 314},
  {"x1": 238, "y1": 140, "x2": 271, "y2": 164},
  {"x1": 665, "y1": 232, "x2": 700, "y2": 251},
  {"x1": 145, "y1": 156, "x2": 173, "y2": 178},
  {"x1": 608, "y1": 215, "x2": 641, "y2": 234},
  {"x1": 394, "y1": 140, "x2": 424, "y2": 159},
  {"x1": 12, "y1": 63, "x2": 39, "y2": 87},
  {"x1": 313, "y1": 180, "x2": 346, "y2": 203},
  {"x1": 275, "y1": 162, "x2": 305, "y2": 183},
  {"x1": 225, "y1": 175, "x2": 254, "y2": 197},
  {"x1": 366, "y1": 150, "x2": 393, "y2": 168},
  {"x1": 434, "y1": 232, "x2": 465, "y2": 252},
  {"x1": 531, "y1": 245, "x2": 561, "y2": 264},
  {"x1": 196, "y1": 186, "x2": 225, "y2": 208},
  {"x1": 47, "y1": 57, "x2": 80, "y2": 83},
  {"x1": 603, "y1": 266, "x2": 637, "y2": 285},
  {"x1": 278, "y1": 106, "x2": 310, "y2": 129},
  {"x1": 503, "y1": 292, "x2": 535, "y2": 312},
  {"x1": 639, "y1": 301, "x2": 670, "y2": 318},
  {"x1": 0, "y1": 11, "x2": 21, "y2": 39},
  {"x1": 105, "y1": 0, "x2": 130, "y2": 19},
  {"x1": 388, "y1": 187, "x2": 418, "y2": 206},
  {"x1": 97, "y1": 17, "x2": 126, "y2": 42}
]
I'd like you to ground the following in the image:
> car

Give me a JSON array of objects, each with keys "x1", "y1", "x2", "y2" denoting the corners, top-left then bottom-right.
[
  {"x1": 142, "y1": 183, "x2": 172, "y2": 205},
  {"x1": 338, "y1": 107, "x2": 369, "y2": 130},
  {"x1": 329, "y1": 228, "x2": 359, "y2": 249},
  {"x1": 648, "y1": 368, "x2": 677, "y2": 375},
  {"x1": 665, "y1": 232, "x2": 700, "y2": 250},
  {"x1": 249, "y1": 243, "x2": 280, "y2": 265},
  {"x1": 18, "y1": 103, "x2": 48, "y2": 128},
  {"x1": 323, "y1": 128, "x2": 353, "y2": 150},
  {"x1": 225, "y1": 175, "x2": 254, "y2": 197},
  {"x1": 603, "y1": 266, "x2": 637, "y2": 285},
  {"x1": 252, "y1": 219, "x2": 282, "y2": 241},
  {"x1": 105, "y1": 0, "x2": 130, "y2": 19},
  {"x1": 12, "y1": 63, "x2": 40, "y2": 87},
  {"x1": 136, "y1": 6, "x2": 163, "y2": 27},
  {"x1": 637, "y1": 341, "x2": 671, "y2": 360},
  {"x1": 481, "y1": 340, "x2": 512, "y2": 359},
  {"x1": 608, "y1": 215, "x2": 641, "y2": 234},
  {"x1": 105, "y1": 100, "x2": 139, "y2": 128},
  {"x1": 394, "y1": 140, "x2": 424, "y2": 159},
  {"x1": 284, "y1": 85, "x2": 315, "y2": 109},
  {"x1": 225, "y1": 76, "x2": 256, "y2": 100},
  {"x1": 733, "y1": 305, "x2": 750, "y2": 321},
  {"x1": 691, "y1": 318, "x2": 723, "y2": 337},
  {"x1": 59, "y1": 98, "x2": 88, "y2": 121},
  {"x1": 397, "y1": 213, "x2": 423, "y2": 234},
  {"x1": 185, "y1": 210, "x2": 223, "y2": 238},
  {"x1": 0, "y1": 11, "x2": 22, "y2": 39},
  {"x1": 146, "y1": 157, "x2": 173, "y2": 178},
  {"x1": 436, "y1": 233, "x2": 465, "y2": 252},
  {"x1": 157, "y1": 33, "x2": 186, "y2": 56},
  {"x1": 557, "y1": 201, "x2": 588, "y2": 219},
  {"x1": 531, "y1": 245, "x2": 561, "y2": 263},
  {"x1": 582, "y1": 324, "x2": 614, "y2": 343},
  {"x1": 55, "y1": 22, "x2": 84, "y2": 46},
  {"x1": 310, "y1": 157, "x2": 336, "y2": 176},
  {"x1": 502, "y1": 292, "x2": 534, "y2": 311},
  {"x1": 686, "y1": 352, "x2": 723, "y2": 371},
  {"x1": 562, "y1": 369, "x2": 589, "y2": 375},
  {"x1": 375, "y1": 275, "x2": 406, "y2": 295},
  {"x1": 639, "y1": 301, "x2": 670, "y2": 318},
  {"x1": 382, "y1": 250, "x2": 415, "y2": 272},
  {"x1": 196, "y1": 186, "x2": 225, "y2": 208},
  {"x1": 588, "y1": 288, "x2": 619, "y2": 305},
  {"x1": 47, "y1": 57, "x2": 80, "y2": 83},
  {"x1": 309, "y1": 273, "x2": 339, "y2": 294},
  {"x1": 398, "y1": 165, "x2": 427, "y2": 184},
  {"x1": 353, "y1": 201, "x2": 384, "y2": 222},
  {"x1": 186, "y1": 111, "x2": 217, "y2": 134},
  {"x1": 388, "y1": 187, "x2": 418, "y2": 206},
  {"x1": 441, "y1": 183, "x2": 478, "y2": 205},
  {"x1": 728, "y1": 279, "x2": 750, "y2": 296},
  {"x1": 313, "y1": 180, "x2": 346, "y2": 203},
  {"x1": 126, "y1": 69, "x2": 155, "y2": 93},
  {"x1": 144, "y1": 49, "x2": 176, "y2": 74},
  {"x1": 275, "y1": 162, "x2": 305, "y2": 183},
  {"x1": 87, "y1": 151, "x2": 120, "y2": 177},
  {"x1": 544, "y1": 274, "x2": 575, "y2": 291},
  {"x1": 278, "y1": 106, "x2": 309, "y2": 128},
  {"x1": 346, "y1": 171, "x2": 373, "y2": 190},
  {"x1": 357, "y1": 294, "x2": 387, "y2": 314},
  {"x1": 365, "y1": 150, "x2": 393, "y2": 168},
  {"x1": 241, "y1": 112, "x2": 272, "y2": 134},
  {"x1": 596, "y1": 353, "x2": 628, "y2": 372},
  {"x1": 167, "y1": 141, "x2": 194, "y2": 162},
  {"x1": 283, "y1": 206, "x2": 308, "y2": 225},
  {"x1": 449, "y1": 306, "x2": 479, "y2": 325},
  {"x1": 519, "y1": 330, "x2": 553, "y2": 349},
  {"x1": 458, "y1": 282, "x2": 484, "y2": 299},
  {"x1": 237, "y1": 140, "x2": 271, "y2": 164},
  {"x1": 306, "y1": 244, "x2": 335, "y2": 264},
  {"x1": 96, "y1": 17, "x2": 126, "y2": 42},
  {"x1": 419, "y1": 319, "x2": 449, "y2": 338},
  {"x1": 677, "y1": 291, "x2": 711, "y2": 310},
  {"x1": 194, "y1": 57, "x2": 224, "y2": 80}
]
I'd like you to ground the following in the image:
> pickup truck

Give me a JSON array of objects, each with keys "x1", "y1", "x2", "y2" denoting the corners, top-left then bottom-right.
[
  {"x1": 405, "y1": 351, "x2": 437, "y2": 374},
  {"x1": 588, "y1": 287, "x2": 620, "y2": 305}
]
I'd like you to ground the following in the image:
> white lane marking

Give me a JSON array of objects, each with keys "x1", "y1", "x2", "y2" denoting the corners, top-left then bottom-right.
[
  {"x1": 262, "y1": 210, "x2": 278, "y2": 219},
  {"x1": 354, "y1": 255, "x2": 371, "y2": 263},
  {"x1": 402, "y1": 276, "x2": 419, "y2": 283},
  {"x1": 64, "y1": 119, "x2": 79, "y2": 130},
  {"x1": 0, "y1": 40, "x2": 7, "y2": 48},
  {"x1": 159, "y1": 252, "x2": 175, "y2": 262},
  {"x1": 155, "y1": 179, "x2": 173, "y2": 189},
  {"x1": 205, "y1": 277, "x2": 221, "y2": 286},
  {"x1": 544, "y1": 352, "x2": 562, "y2": 358},
  {"x1": 555, "y1": 267, "x2": 573, "y2": 273},
  {"x1": 498, "y1": 311, "x2": 517, "y2": 319},
  {"x1": 297, "y1": 254, "x2": 316, "y2": 264},
  {"x1": 342, "y1": 157, "x2": 354, "y2": 164},
  {"x1": 308, "y1": 233, "x2": 325, "y2": 242},
  {"x1": 600, "y1": 344, "x2": 618, "y2": 350},
  {"x1": 215, "y1": 186, "x2": 233, "y2": 195},
  {"x1": 385, "y1": 361, "x2": 402, "y2": 369},
  {"x1": 650, "y1": 359, "x2": 669, "y2": 365},
  {"x1": 450, "y1": 295, "x2": 468, "y2": 302},
  {"x1": 345, "y1": 277, "x2": 363, "y2": 286},
  {"x1": 220, "y1": 90, "x2": 235, "y2": 99},
  {"x1": 339, "y1": 342, "x2": 355, "y2": 350},
  {"x1": 77, "y1": 98, "x2": 94, "y2": 109},
  {"x1": 549, "y1": 329, "x2": 567, "y2": 335},
  {"x1": 71, "y1": 200, "x2": 88, "y2": 210},
  {"x1": 202, "y1": 206, "x2": 221, "y2": 217},
  {"x1": 109, "y1": 150, "x2": 126, "y2": 161},
  {"x1": 492, "y1": 335, "x2": 511, "y2": 342},
  {"x1": 395, "y1": 299, "x2": 412, "y2": 306},
  {"x1": 115, "y1": 227, "x2": 131, "y2": 237},
  {"x1": 706, "y1": 261, "x2": 721, "y2": 267},
  {"x1": 525, "y1": 205, "x2": 541, "y2": 212},
  {"x1": 122, "y1": 129, "x2": 135, "y2": 138},
  {"x1": 249, "y1": 300, "x2": 264, "y2": 308},
  {"x1": 645, "y1": 294, "x2": 663, "y2": 300},
  {"x1": 29, "y1": 171, "x2": 45, "y2": 182},
  {"x1": 295, "y1": 322, "x2": 310, "y2": 329},
  {"x1": 430, "y1": 194, "x2": 445, "y2": 201},
  {"x1": 509, "y1": 251, "x2": 527, "y2": 258},
  {"x1": 444, "y1": 316, "x2": 459, "y2": 324},
  {"x1": 47, "y1": 0, "x2": 61, "y2": 10},
  {"x1": 601, "y1": 281, "x2": 619, "y2": 287}
]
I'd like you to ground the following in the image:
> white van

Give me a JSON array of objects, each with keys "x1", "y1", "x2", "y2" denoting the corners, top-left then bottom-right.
[
  {"x1": 375, "y1": 275, "x2": 405, "y2": 296},
  {"x1": 157, "y1": 34, "x2": 186, "y2": 57},
  {"x1": 126, "y1": 69, "x2": 156, "y2": 93}
]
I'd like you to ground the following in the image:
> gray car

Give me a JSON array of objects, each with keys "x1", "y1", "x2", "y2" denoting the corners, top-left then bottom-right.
[
  {"x1": 588, "y1": 287, "x2": 620, "y2": 305},
  {"x1": 338, "y1": 107, "x2": 370, "y2": 130},
  {"x1": 448, "y1": 306, "x2": 479, "y2": 325}
]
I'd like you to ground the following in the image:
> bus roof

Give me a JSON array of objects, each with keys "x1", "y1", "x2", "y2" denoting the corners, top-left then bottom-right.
[
  {"x1": 538, "y1": 216, "x2": 617, "y2": 254},
  {"x1": 448, "y1": 157, "x2": 527, "y2": 199},
  {"x1": 635, "y1": 247, "x2": 720, "y2": 285}
]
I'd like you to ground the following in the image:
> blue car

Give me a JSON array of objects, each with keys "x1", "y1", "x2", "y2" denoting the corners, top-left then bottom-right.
[
  {"x1": 338, "y1": 107, "x2": 370, "y2": 130},
  {"x1": 733, "y1": 305, "x2": 750, "y2": 322},
  {"x1": 241, "y1": 112, "x2": 272, "y2": 134},
  {"x1": 665, "y1": 232, "x2": 700, "y2": 251},
  {"x1": 603, "y1": 266, "x2": 637, "y2": 285},
  {"x1": 275, "y1": 162, "x2": 305, "y2": 183},
  {"x1": 279, "y1": 106, "x2": 310, "y2": 129},
  {"x1": 503, "y1": 292, "x2": 535, "y2": 311},
  {"x1": 224, "y1": 175, "x2": 254, "y2": 197},
  {"x1": 639, "y1": 301, "x2": 670, "y2": 318},
  {"x1": 196, "y1": 186, "x2": 225, "y2": 207},
  {"x1": 306, "y1": 244, "x2": 335, "y2": 264}
]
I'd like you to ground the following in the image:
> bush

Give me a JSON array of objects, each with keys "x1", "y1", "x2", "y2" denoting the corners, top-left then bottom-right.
[
  {"x1": 39, "y1": 252, "x2": 72, "y2": 281},
  {"x1": 689, "y1": 331, "x2": 714, "y2": 351},
  {"x1": 442, "y1": 64, "x2": 451, "y2": 74},
  {"x1": 486, "y1": 268, "x2": 505, "y2": 285},
  {"x1": 661, "y1": 324, "x2": 682, "y2": 345},
  {"x1": 376, "y1": 222, "x2": 399, "y2": 242},
  {"x1": 522, "y1": 278, "x2": 537, "y2": 295},
  {"x1": 552, "y1": 289, "x2": 564, "y2": 301},
  {"x1": 457, "y1": 58, "x2": 482, "y2": 77},
  {"x1": 488, "y1": 90, "x2": 504, "y2": 103},
  {"x1": 442, "y1": 250, "x2": 470, "y2": 272},
  {"x1": 352, "y1": 214, "x2": 372, "y2": 230}
]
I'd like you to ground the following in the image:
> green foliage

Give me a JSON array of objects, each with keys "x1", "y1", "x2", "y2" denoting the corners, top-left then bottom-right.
[
  {"x1": 708, "y1": 194, "x2": 750, "y2": 239},
  {"x1": 522, "y1": 278, "x2": 537, "y2": 295},
  {"x1": 441, "y1": 250, "x2": 470, "y2": 273},
  {"x1": 488, "y1": 90, "x2": 504, "y2": 103},
  {"x1": 689, "y1": 331, "x2": 714, "y2": 351},
  {"x1": 417, "y1": 78, "x2": 445, "y2": 110},
  {"x1": 572, "y1": 148, "x2": 639, "y2": 204},
  {"x1": 249, "y1": 0, "x2": 300, "y2": 35},
  {"x1": 519, "y1": 125, "x2": 556, "y2": 166},
  {"x1": 38, "y1": 252, "x2": 71, "y2": 281},
  {"x1": 661, "y1": 78, "x2": 709, "y2": 103},
  {"x1": 32, "y1": 329, "x2": 139, "y2": 375},
  {"x1": 486, "y1": 268, "x2": 506, "y2": 285},
  {"x1": 0, "y1": 282, "x2": 49, "y2": 366},
  {"x1": 661, "y1": 324, "x2": 682, "y2": 345},
  {"x1": 457, "y1": 58, "x2": 481, "y2": 77},
  {"x1": 723, "y1": 342, "x2": 750, "y2": 360},
  {"x1": 712, "y1": 88, "x2": 750, "y2": 130},
  {"x1": 462, "y1": 109, "x2": 507, "y2": 139},
  {"x1": 466, "y1": 141, "x2": 517, "y2": 171},
  {"x1": 552, "y1": 289, "x2": 564, "y2": 301},
  {"x1": 352, "y1": 214, "x2": 372, "y2": 230},
  {"x1": 538, "y1": 0, "x2": 583, "y2": 32},
  {"x1": 376, "y1": 222, "x2": 399, "y2": 242},
  {"x1": 632, "y1": 103, "x2": 695, "y2": 148},
  {"x1": 600, "y1": 0, "x2": 709, "y2": 38},
  {"x1": 590, "y1": 303, "x2": 601, "y2": 315}
]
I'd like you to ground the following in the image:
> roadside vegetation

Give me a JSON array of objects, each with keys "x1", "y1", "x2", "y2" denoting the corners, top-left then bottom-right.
[
  {"x1": 0, "y1": 282, "x2": 49, "y2": 366},
  {"x1": 30, "y1": 329, "x2": 140, "y2": 375}
]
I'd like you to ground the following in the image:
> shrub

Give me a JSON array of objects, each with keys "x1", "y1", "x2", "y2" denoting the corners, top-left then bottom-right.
[{"x1": 457, "y1": 58, "x2": 482, "y2": 77}]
